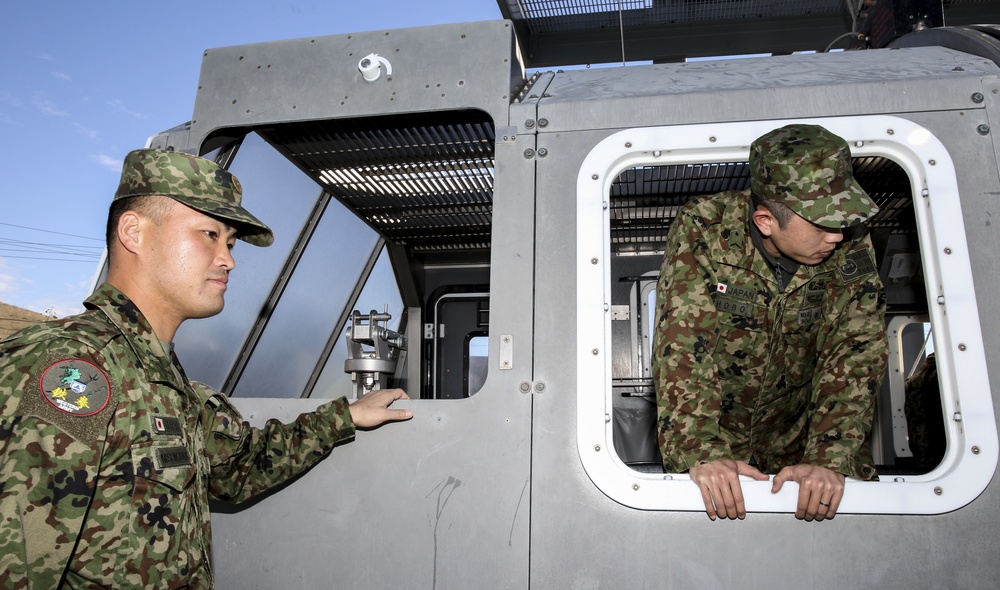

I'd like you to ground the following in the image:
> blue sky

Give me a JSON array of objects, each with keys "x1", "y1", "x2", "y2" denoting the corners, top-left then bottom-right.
[{"x1": 0, "y1": 1, "x2": 502, "y2": 317}]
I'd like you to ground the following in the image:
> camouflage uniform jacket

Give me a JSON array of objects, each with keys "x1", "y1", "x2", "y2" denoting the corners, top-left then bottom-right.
[
  {"x1": 653, "y1": 190, "x2": 887, "y2": 479},
  {"x1": 0, "y1": 284, "x2": 356, "y2": 589}
]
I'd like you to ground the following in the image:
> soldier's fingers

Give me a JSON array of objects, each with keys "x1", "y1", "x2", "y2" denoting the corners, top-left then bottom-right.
[
  {"x1": 822, "y1": 489, "x2": 844, "y2": 520},
  {"x1": 698, "y1": 484, "x2": 719, "y2": 521},
  {"x1": 728, "y1": 481, "x2": 748, "y2": 520}
]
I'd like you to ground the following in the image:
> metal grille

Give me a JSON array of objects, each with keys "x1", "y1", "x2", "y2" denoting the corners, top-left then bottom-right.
[
  {"x1": 504, "y1": 0, "x2": 848, "y2": 33},
  {"x1": 258, "y1": 111, "x2": 495, "y2": 254},
  {"x1": 609, "y1": 156, "x2": 914, "y2": 252}
]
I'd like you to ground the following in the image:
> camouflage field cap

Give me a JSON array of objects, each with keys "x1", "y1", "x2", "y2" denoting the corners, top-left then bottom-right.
[
  {"x1": 750, "y1": 124, "x2": 878, "y2": 229},
  {"x1": 114, "y1": 149, "x2": 274, "y2": 246}
]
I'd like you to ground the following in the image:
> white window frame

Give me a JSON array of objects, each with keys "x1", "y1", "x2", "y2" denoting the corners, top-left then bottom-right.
[{"x1": 575, "y1": 115, "x2": 997, "y2": 514}]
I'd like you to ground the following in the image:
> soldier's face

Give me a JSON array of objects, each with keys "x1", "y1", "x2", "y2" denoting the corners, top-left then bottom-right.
[
  {"x1": 756, "y1": 210, "x2": 844, "y2": 266},
  {"x1": 144, "y1": 200, "x2": 238, "y2": 321}
]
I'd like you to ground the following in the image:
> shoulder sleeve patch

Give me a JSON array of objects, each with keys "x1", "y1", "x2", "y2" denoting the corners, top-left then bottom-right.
[
  {"x1": 838, "y1": 249, "x2": 878, "y2": 282},
  {"x1": 39, "y1": 359, "x2": 112, "y2": 417}
]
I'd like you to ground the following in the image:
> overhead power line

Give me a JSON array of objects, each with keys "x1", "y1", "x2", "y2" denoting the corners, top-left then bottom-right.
[
  {"x1": 0, "y1": 221, "x2": 103, "y2": 242},
  {"x1": 0, "y1": 222, "x2": 104, "y2": 263}
]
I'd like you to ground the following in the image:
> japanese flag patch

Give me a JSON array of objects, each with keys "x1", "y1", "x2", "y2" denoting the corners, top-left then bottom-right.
[{"x1": 40, "y1": 359, "x2": 112, "y2": 417}]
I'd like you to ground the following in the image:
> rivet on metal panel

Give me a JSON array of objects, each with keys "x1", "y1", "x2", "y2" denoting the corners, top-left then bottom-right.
[
  {"x1": 934, "y1": 487, "x2": 943, "y2": 496},
  {"x1": 958, "y1": 343, "x2": 967, "y2": 351},
  {"x1": 525, "y1": 119, "x2": 535, "y2": 129},
  {"x1": 538, "y1": 148, "x2": 548, "y2": 157},
  {"x1": 592, "y1": 348, "x2": 599, "y2": 355},
  {"x1": 592, "y1": 174, "x2": 599, "y2": 180},
  {"x1": 709, "y1": 136, "x2": 716, "y2": 143},
  {"x1": 625, "y1": 142, "x2": 632, "y2": 148},
  {"x1": 538, "y1": 118, "x2": 549, "y2": 127},
  {"x1": 929, "y1": 160, "x2": 936, "y2": 166},
  {"x1": 972, "y1": 446, "x2": 981, "y2": 455},
  {"x1": 523, "y1": 149, "x2": 535, "y2": 159},
  {"x1": 633, "y1": 484, "x2": 640, "y2": 491},
  {"x1": 534, "y1": 382, "x2": 545, "y2": 393},
  {"x1": 591, "y1": 258, "x2": 599, "y2": 265},
  {"x1": 972, "y1": 92, "x2": 985, "y2": 103},
  {"x1": 944, "y1": 248, "x2": 952, "y2": 254},
  {"x1": 977, "y1": 124, "x2": 990, "y2": 136},
  {"x1": 886, "y1": 129, "x2": 895, "y2": 135},
  {"x1": 519, "y1": 381, "x2": 531, "y2": 394},
  {"x1": 594, "y1": 444, "x2": 602, "y2": 452}
]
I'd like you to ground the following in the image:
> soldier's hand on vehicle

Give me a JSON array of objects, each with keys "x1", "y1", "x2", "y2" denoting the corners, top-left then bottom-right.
[
  {"x1": 690, "y1": 458, "x2": 769, "y2": 520},
  {"x1": 349, "y1": 388, "x2": 413, "y2": 428},
  {"x1": 771, "y1": 464, "x2": 845, "y2": 521}
]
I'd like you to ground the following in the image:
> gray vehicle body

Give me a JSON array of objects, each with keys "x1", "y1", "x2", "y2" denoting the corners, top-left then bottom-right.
[{"x1": 132, "y1": 20, "x2": 1000, "y2": 589}]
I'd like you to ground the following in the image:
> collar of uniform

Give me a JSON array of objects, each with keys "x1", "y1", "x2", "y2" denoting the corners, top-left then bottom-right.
[
  {"x1": 84, "y1": 283, "x2": 188, "y2": 388},
  {"x1": 713, "y1": 190, "x2": 839, "y2": 292},
  {"x1": 715, "y1": 190, "x2": 769, "y2": 276}
]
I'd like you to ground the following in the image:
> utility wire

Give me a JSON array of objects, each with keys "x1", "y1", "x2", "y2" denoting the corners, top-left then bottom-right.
[
  {"x1": 0, "y1": 221, "x2": 102, "y2": 242},
  {"x1": 0, "y1": 221, "x2": 104, "y2": 263}
]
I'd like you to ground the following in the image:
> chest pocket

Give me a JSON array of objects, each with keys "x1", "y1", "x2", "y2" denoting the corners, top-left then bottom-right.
[
  {"x1": 778, "y1": 299, "x2": 824, "y2": 390},
  {"x1": 713, "y1": 291, "x2": 768, "y2": 381}
]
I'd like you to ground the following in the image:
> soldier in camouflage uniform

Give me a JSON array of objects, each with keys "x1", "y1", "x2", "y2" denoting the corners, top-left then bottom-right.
[
  {"x1": 0, "y1": 149, "x2": 413, "y2": 588},
  {"x1": 652, "y1": 124, "x2": 887, "y2": 522}
]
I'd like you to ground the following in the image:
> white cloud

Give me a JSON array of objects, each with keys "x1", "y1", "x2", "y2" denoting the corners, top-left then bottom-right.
[
  {"x1": 106, "y1": 98, "x2": 148, "y2": 119},
  {"x1": 0, "y1": 272, "x2": 16, "y2": 296},
  {"x1": 36, "y1": 53, "x2": 55, "y2": 62},
  {"x1": 74, "y1": 122, "x2": 98, "y2": 140},
  {"x1": 92, "y1": 153, "x2": 122, "y2": 172},
  {"x1": 52, "y1": 71, "x2": 71, "y2": 82},
  {"x1": 32, "y1": 92, "x2": 68, "y2": 117},
  {"x1": 0, "y1": 91, "x2": 23, "y2": 108}
]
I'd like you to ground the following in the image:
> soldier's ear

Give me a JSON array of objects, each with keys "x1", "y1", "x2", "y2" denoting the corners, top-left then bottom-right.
[
  {"x1": 751, "y1": 208, "x2": 775, "y2": 237},
  {"x1": 116, "y1": 211, "x2": 144, "y2": 254}
]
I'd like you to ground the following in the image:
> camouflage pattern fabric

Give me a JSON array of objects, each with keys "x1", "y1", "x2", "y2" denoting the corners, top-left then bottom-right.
[
  {"x1": 652, "y1": 190, "x2": 887, "y2": 479},
  {"x1": 750, "y1": 124, "x2": 878, "y2": 229},
  {"x1": 0, "y1": 284, "x2": 354, "y2": 588},
  {"x1": 115, "y1": 148, "x2": 274, "y2": 247}
]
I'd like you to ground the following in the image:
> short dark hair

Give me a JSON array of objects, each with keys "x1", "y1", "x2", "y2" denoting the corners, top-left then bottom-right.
[
  {"x1": 105, "y1": 195, "x2": 172, "y2": 254},
  {"x1": 751, "y1": 194, "x2": 795, "y2": 229}
]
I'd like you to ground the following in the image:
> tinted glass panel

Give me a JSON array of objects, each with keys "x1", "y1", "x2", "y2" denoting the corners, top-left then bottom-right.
[
  {"x1": 173, "y1": 133, "x2": 319, "y2": 387},
  {"x1": 232, "y1": 194, "x2": 381, "y2": 398}
]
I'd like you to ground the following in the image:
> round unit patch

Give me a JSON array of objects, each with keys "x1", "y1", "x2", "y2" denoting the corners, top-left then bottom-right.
[{"x1": 39, "y1": 359, "x2": 112, "y2": 417}]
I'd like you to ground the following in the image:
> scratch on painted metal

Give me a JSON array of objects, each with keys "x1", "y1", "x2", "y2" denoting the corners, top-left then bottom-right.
[
  {"x1": 427, "y1": 475, "x2": 462, "y2": 590},
  {"x1": 509, "y1": 478, "x2": 528, "y2": 546}
]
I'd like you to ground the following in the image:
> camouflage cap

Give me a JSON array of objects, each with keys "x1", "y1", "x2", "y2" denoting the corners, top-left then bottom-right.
[
  {"x1": 114, "y1": 149, "x2": 274, "y2": 246},
  {"x1": 750, "y1": 124, "x2": 878, "y2": 229}
]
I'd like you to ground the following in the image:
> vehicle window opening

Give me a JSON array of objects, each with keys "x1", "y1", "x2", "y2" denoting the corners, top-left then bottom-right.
[
  {"x1": 606, "y1": 156, "x2": 944, "y2": 476},
  {"x1": 176, "y1": 110, "x2": 496, "y2": 401},
  {"x1": 466, "y1": 334, "x2": 490, "y2": 397}
]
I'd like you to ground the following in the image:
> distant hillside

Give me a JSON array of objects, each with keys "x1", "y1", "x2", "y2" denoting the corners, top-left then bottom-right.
[{"x1": 0, "y1": 302, "x2": 51, "y2": 339}]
